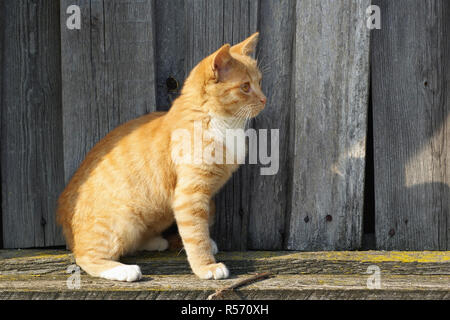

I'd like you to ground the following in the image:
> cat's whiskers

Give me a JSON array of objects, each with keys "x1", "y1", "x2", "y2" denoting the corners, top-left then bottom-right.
[
  {"x1": 257, "y1": 55, "x2": 281, "y2": 76},
  {"x1": 259, "y1": 65, "x2": 271, "y2": 75},
  {"x1": 261, "y1": 56, "x2": 281, "y2": 67},
  {"x1": 235, "y1": 104, "x2": 258, "y2": 130},
  {"x1": 255, "y1": 51, "x2": 261, "y2": 66},
  {"x1": 257, "y1": 54, "x2": 266, "y2": 70},
  {"x1": 232, "y1": 108, "x2": 245, "y2": 120},
  {"x1": 235, "y1": 106, "x2": 255, "y2": 128},
  {"x1": 231, "y1": 108, "x2": 248, "y2": 127}
]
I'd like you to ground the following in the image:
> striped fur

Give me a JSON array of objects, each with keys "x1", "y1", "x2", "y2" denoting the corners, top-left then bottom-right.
[{"x1": 57, "y1": 33, "x2": 266, "y2": 281}]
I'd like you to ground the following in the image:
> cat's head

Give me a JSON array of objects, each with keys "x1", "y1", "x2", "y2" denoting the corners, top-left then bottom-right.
[{"x1": 185, "y1": 33, "x2": 266, "y2": 120}]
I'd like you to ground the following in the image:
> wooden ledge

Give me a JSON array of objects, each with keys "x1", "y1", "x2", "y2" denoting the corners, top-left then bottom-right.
[{"x1": 0, "y1": 250, "x2": 449, "y2": 300}]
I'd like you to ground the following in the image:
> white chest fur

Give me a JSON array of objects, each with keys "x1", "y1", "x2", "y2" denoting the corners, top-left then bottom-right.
[{"x1": 207, "y1": 115, "x2": 249, "y2": 165}]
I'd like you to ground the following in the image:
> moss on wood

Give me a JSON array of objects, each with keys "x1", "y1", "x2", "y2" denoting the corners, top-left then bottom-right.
[{"x1": 0, "y1": 250, "x2": 449, "y2": 299}]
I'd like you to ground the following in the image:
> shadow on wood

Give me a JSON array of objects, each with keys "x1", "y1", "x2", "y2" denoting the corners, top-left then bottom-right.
[
  {"x1": 1, "y1": 249, "x2": 449, "y2": 299},
  {"x1": 372, "y1": 0, "x2": 449, "y2": 250}
]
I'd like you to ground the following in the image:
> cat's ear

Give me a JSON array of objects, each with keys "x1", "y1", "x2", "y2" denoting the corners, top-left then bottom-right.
[
  {"x1": 212, "y1": 44, "x2": 233, "y2": 82},
  {"x1": 230, "y1": 32, "x2": 259, "y2": 56}
]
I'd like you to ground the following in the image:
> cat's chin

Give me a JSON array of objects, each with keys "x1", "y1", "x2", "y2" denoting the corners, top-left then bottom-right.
[
  {"x1": 249, "y1": 106, "x2": 265, "y2": 118},
  {"x1": 233, "y1": 105, "x2": 265, "y2": 119}
]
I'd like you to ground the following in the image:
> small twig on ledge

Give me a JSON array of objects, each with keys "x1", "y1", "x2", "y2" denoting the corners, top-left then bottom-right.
[{"x1": 207, "y1": 272, "x2": 274, "y2": 300}]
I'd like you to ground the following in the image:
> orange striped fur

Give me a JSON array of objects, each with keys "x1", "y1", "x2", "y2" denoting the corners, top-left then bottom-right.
[{"x1": 57, "y1": 33, "x2": 266, "y2": 281}]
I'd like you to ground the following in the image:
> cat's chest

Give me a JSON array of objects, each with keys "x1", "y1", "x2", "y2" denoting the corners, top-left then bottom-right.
[{"x1": 206, "y1": 116, "x2": 248, "y2": 164}]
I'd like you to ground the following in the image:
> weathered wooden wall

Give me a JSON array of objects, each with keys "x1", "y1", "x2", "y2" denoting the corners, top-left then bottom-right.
[
  {"x1": 287, "y1": 0, "x2": 370, "y2": 250},
  {"x1": 0, "y1": 0, "x2": 448, "y2": 251},
  {"x1": 60, "y1": 0, "x2": 157, "y2": 184},
  {"x1": 149, "y1": 0, "x2": 371, "y2": 251},
  {"x1": 246, "y1": 0, "x2": 296, "y2": 250},
  {"x1": 0, "y1": 0, "x2": 65, "y2": 248},
  {"x1": 372, "y1": 0, "x2": 449, "y2": 250}
]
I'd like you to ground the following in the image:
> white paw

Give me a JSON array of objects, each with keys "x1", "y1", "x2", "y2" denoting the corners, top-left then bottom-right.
[
  {"x1": 198, "y1": 263, "x2": 229, "y2": 280},
  {"x1": 100, "y1": 264, "x2": 142, "y2": 282},
  {"x1": 210, "y1": 239, "x2": 218, "y2": 255},
  {"x1": 142, "y1": 236, "x2": 169, "y2": 252}
]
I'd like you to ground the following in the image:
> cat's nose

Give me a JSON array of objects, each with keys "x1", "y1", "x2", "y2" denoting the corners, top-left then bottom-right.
[{"x1": 260, "y1": 97, "x2": 267, "y2": 104}]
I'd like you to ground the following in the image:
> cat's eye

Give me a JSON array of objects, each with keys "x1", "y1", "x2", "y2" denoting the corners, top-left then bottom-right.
[{"x1": 241, "y1": 82, "x2": 250, "y2": 93}]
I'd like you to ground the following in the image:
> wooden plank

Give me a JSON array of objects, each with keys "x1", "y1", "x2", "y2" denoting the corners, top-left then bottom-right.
[
  {"x1": 2, "y1": 250, "x2": 450, "y2": 276},
  {"x1": 246, "y1": 0, "x2": 296, "y2": 250},
  {"x1": 2, "y1": 274, "x2": 449, "y2": 300},
  {"x1": 1, "y1": 250, "x2": 449, "y2": 300},
  {"x1": 60, "y1": 0, "x2": 157, "y2": 183},
  {"x1": 181, "y1": 0, "x2": 259, "y2": 250},
  {"x1": 154, "y1": 0, "x2": 186, "y2": 111},
  {"x1": 1, "y1": 0, "x2": 65, "y2": 248},
  {"x1": 286, "y1": 0, "x2": 371, "y2": 250},
  {"x1": 372, "y1": 0, "x2": 449, "y2": 250}
]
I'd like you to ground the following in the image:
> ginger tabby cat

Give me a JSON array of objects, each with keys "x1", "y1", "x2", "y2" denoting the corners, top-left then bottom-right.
[{"x1": 57, "y1": 33, "x2": 266, "y2": 282}]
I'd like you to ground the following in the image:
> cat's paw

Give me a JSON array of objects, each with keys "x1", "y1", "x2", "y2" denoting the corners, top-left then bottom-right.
[
  {"x1": 196, "y1": 263, "x2": 229, "y2": 280},
  {"x1": 100, "y1": 264, "x2": 142, "y2": 282},
  {"x1": 141, "y1": 236, "x2": 169, "y2": 252},
  {"x1": 210, "y1": 239, "x2": 218, "y2": 255}
]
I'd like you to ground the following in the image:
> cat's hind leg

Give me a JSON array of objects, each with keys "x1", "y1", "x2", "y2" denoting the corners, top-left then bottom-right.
[
  {"x1": 75, "y1": 255, "x2": 142, "y2": 282},
  {"x1": 138, "y1": 235, "x2": 169, "y2": 252},
  {"x1": 210, "y1": 239, "x2": 218, "y2": 255}
]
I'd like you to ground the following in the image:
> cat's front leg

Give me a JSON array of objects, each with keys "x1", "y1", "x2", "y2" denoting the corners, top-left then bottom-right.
[{"x1": 172, "y1": 176, "x2": 229, "y2": 280}]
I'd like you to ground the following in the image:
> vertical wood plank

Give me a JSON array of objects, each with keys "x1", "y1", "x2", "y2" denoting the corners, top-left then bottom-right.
[
  {"x1": 183, "y1": 0, "x2": 258, "y2": 250},
  {"x1": 372, "y1": 0, "x2": 449, "y2": 250},
  {"x1": 60, "y1": 0, "x2": 157, "y2": 183},
  {"x1": 286, "y1": 0, "x2": 370, "y2": 250},
  {"x1": 245, "y1": 0, "x2": 296, "y2": 250},
  {"x1": 154, "y1": 0, "x2": 186, "y2": 111},
  {"x1": 1, "y1": 0, "x2": 65, "y2": 248},
  {"x1": 214, "y1": 0, "x2": 258, "y2": 251}
]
